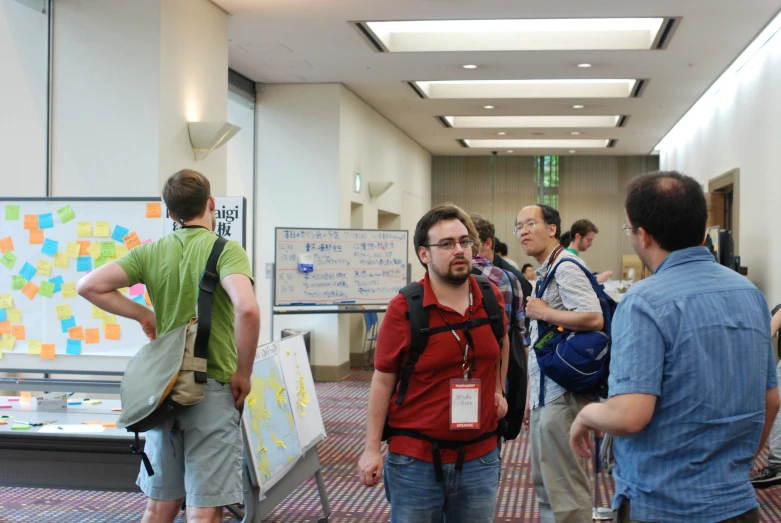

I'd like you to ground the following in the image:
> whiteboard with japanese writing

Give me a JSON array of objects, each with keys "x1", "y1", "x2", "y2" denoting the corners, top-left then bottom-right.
[{"x1": 274, "y1": 228, "x2": 408, "y2": 307}]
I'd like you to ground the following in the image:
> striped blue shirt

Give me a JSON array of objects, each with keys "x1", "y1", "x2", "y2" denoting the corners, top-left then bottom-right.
[{"x1": 609, "y1": 246, "x2": 777, "y2": 522}]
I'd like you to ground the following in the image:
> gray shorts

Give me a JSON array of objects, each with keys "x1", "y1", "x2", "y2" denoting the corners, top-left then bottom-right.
[{"x1": 137, "y1": 378, "x2": 244, "y2": 507}]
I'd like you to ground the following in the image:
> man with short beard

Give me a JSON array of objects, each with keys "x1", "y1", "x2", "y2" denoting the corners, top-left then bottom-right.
[{"x1": 358, "y1": 204, "x2": 509, "y2": 523}]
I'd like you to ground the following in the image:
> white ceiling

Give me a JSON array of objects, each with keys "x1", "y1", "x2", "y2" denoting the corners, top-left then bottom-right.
[{"x1": 218, "y1": 0, "x2": 781, "y2": 156}]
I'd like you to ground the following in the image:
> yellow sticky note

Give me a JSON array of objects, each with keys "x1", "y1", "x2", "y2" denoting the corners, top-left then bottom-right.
[
  {"x1": 0, "y1": 294, "x2": 12, "y2": 308},
  {"x1": 92, "y1": 305, "x2": 105, "y2": 319},
  {"x1": 7, "y1": 308, "x2": 21, "y2": 324},
  {"x1": 55, "y1": 252, "x2": 70, "y2": 269},
  {"x1": 115, "y1": 245, "x2": 128, "y2": 258},
  {"x1": 102, "y1": 315, "x2": 117, "y2": 328},
  {"x1": 11, "y1": 325, "x2": 25, "y2": 340},
  {"x1": 105, "y1": 323, "x2": 121, "y2": 340},
  {"x1": 36, "y1": 259, "x2": 52, "y2": 277},
  {"x1": 66, "y1": 242, "x2": 81, "y2": 259},
  {"x1": 0, "y1": 334, "x2": 16, "y2": 350},
  {"x1": 41, "y1": 343, "x2": 55, "y2": 359},
  {"x1": 94, "y1": 222, "x2": 110, "y2": 237},
  {"x1": 77, "y1": 222, "x2": 92, "y2": 237},
  {"x1": 85, "y1": 328, "x2": 100, "y2": 344},
  {"x1": 61, "y1": 282, "x2": 77, "y2": 299},
  {"x1": 56, "y1": 304, "x2": 72, "y2": 321},
  {"x1": 118, "y1": 287, "x2": 128, "y2": 295},
  {"x1": 88, "y1": 241, "x2": 101, "y2": 260},
  {"x1": 27, "y1": 340, "x2": 42, "y2": 355},
  {"x1": 68, "y1": 326, "x2": 84, "y2": 340}
]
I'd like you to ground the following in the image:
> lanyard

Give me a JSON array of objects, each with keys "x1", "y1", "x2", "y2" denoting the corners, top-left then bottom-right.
[
  {"x1": 535, "y1": 244, "x2": 565, "y2": 296},
  {"x1": 437, "y1": 292, "x2": 475, "y2": 379}
]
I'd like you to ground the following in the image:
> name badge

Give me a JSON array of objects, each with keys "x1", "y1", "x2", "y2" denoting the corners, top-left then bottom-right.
[{"x1": 450, "y1": 379, "x2": 481, "y2": 430}]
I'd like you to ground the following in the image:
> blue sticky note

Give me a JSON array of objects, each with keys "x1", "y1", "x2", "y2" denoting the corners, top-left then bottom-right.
[
  {"x1": 77, "y1": 256, "x2": 92, "y2": 272},
  {"x1": 0, "y1": 310, "x2": 5, "y2": 321},
  {"x1": 41, "y1": 238, "x2": 59, "y2": 256},
  {"x1": 132, "y1": 294, "x2": 146, "y2": 305},
  {"x1": 66, "y1": 339, "x2": 82, "y2": 355},
  {"x1": 19, "y1": 262, "x2": 36, "y2": 281},
  {"x1": 49, "y1": 275, "x2": 64, "y2": 293},
  {"x1": 61, "y1": 316, "x2": 76, "y2": 333},
  {"x1": 38, "y1": 213, "x2": 54, "y2": 229},
  {"x1": 111, "y1": 225, "x2": 129, "y2": 243}
]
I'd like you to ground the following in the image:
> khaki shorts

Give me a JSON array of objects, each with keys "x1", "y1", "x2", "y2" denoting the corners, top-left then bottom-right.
[{"x1": 137, "y1": 378, "x2": 243, "y2": 507}]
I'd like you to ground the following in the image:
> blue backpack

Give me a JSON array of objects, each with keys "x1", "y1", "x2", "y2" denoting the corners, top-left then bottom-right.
[{"x1": 533, "y1": 258, "x2": 618, "y2": 405}]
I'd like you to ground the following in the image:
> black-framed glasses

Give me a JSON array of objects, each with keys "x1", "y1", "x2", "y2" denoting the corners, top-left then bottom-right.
[
  {"x1": 622, "y1": 224, "x2": 637, "y2": 236},
  {"x1": 424, "y1": 238, "x2": 475, "y2": 250}
]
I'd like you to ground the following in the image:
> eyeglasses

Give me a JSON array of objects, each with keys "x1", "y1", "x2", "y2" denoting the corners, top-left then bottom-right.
[
  {"x1": 424, "y1": 238, "x2": 475, "y2": 250},
  {"x1": 513, "y1": 221, "x2": 541, "y2": 235},
  {"x1": 622, "y1": 225, "x2": 637, "y2": 236}
]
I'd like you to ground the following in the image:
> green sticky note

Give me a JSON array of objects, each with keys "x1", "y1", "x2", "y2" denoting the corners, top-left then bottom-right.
[
  {"x1": 100, "y1": 241, "x2": 115, "y2": 258},
  {"x1": 12, "y1": 275, "x2": 25, "y2": 291},
  {"x1": 39, "y1": 280, "x2": 55, "y2": 298},
  {"x1": 5, "y1": 205, "x2": 20, "y2": 221},
  {"x1": 1, "y1": 251, "x2": 17, "y2": 270},
  {"x1": 94, "y1": 256, "x2": 109, "y2": 269},
  {"x1": 11, "y1": 424, "x2": 31, "y2": 430},
  {"x1": 57, "y1": 205, "x2": 75, "y2": 224}
]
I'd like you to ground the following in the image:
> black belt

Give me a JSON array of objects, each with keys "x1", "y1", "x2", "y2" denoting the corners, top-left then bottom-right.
[{"x1": 387, "y1": 428, "x2": 497, "y2": 482}]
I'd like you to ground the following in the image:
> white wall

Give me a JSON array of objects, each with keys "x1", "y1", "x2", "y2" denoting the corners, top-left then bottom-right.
[
  {"x1": 0, "y1": 0, "x2": 49, "y2": 195},
  {"x1": 660, "y1": 28, "x2": 781, "y2": 306},
  {"x1": 227, "y1": 90, "x2": 256, "y2": 274}
]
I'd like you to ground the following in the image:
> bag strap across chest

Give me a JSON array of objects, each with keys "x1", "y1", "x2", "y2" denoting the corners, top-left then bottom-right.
[{"x1": 192, "y1": 235, "x2": 228, "y2": 384}]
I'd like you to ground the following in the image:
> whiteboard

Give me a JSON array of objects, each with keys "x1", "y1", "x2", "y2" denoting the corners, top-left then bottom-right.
[{"x1": 274, "y1": 228, "x2": 408, "y2": 307}]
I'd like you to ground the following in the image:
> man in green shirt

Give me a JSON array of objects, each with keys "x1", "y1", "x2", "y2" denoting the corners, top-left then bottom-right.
[{"x1": 78, "y1": 169, "x2": 260, "y2": 523}]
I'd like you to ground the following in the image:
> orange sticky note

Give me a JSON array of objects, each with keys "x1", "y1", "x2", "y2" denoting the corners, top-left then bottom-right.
[
  {"x1": 105, "y1": 323, "x2": 121, "y2": 340},
  {"x1": 29, "y1": 229, "x2": 44, "y2": 245},
  {"x1": 144, "y1": 291, "x2": 152, "y2": 306},
  {"x1": 11, "y1": 325, "x2": 25, "y2": 340},
  {"x1": 23, "y1": 214, "x2": 38, "y2": 230},
  {"x1": 41, "y1": 344, "x2": 55, "y2": 359},
  {"x1": 68, "y1": 326, "x2": 84, "y2": 340},
  {"x1": 146, "y1": 202, "x2": 161, "y2": 218},
  {"x1": 123, "y1": 232, "x2": 141, "y2": 250},
  {"x1": 77, "y1": 240, "x2": 91, "y2": 256},
  {"x1": 111, "y1": 407, "x2": 122, "y2": 412},
  {"x1": 0, "y1": 236, "x2": 13, "y2": 253},
  {"x1": 102, "y1": 422, "x2": 117, "y2": 428},
  {"x1": 22, "y1": 282, "x2": 39, "y2": 300},
  {"x1": 85, "y1": 328, "x2": 100, "y2": 344},
  {"x1": 0, "y1": 322, "x2": 9, "y2": 335}
]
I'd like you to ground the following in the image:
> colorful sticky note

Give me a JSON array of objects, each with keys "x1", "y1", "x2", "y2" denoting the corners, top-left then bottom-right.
[
  {"x1": 114, "y1": 245, "x2": 128, "y2": 258},
  {"x1": 7, "y1": 308, "x2": 21, "y2": 324},
  {"x1": 0, "y1": 335, "x2": 16, "y2": 350},
  {"x1": 11, "y1": 275, "x2": 25, "y2": 291},
  {"x1": 102, "y1": 315, "x2": 117, "y2": 329},
  {"x1": 1, "y1": 251, "x2": 17, "y2": 270},
  {"x1": 61, "y1": 282, "x2": 77, "y2": 298},
  {"x1": 56, "y1": 304, "x2": 72, "y2": 320},
  {"x1": 38, "y1": 213, "x2": 54, "y2": 229},
  {"x1": 41, "y1": 238, "x2": 58, "y2": 257},
  {"x1": 146, "y1": 202, "x2": 162, "y2": 218},
  {"x1": 38, "y1": 281, "x2": 55, "y2": 298},
  {"x1": 105, "y1": 323, "x2": 121, "y2": 340},
  {"x1": 49, "y1": 275, "x2": 63, "y2": 293},
  {"x1": 66, "y1": 242, "x2": 81, "y2": 259},
  {"x1": 118, "y1": 287, "x2": 128, "y2": 295},
  {"x1": 66, "y1": 339, "x2": 82, "y2": 355},
  {"x1": 68, "y1": 326, "x2": 84, "y2": 340},
  {"x1": 144, "y1": 291, "x2": 152, "y2": 306},
  {"x1": 0, "y1": 236, "x2": 14, "y2": 253},
  {"x1": 23, "y1": 214, "x2": 38, "y2": 230},
  {"x1": 91, "y1": 305, "x2": 105, "y2": 319},
  {"x1": 5, "y1": 205, "x2": 20, "y2": 221},
  {"x1": 57, "y1": 205, "x2": 75, "y2": 224},
  {"x1": 87, "y1": 242, "x2": 101, "y2": 260},
  {"x1": 22, "y1": 282, "x2": 39, "y2": 300},
  {"x1": 61, "y1": 316, "x2": 76, "y2": 333},
  {"x1": 111, "y1": 225, "x2": 130, "y2": 243},
  {"x1": 132, "y1": 294, "x2": 146, "y2": 305},
  {"x1": 19, "y1": 262, "x2": 36, "y2": 281},
  {"x1": 77, "y1": 256, "x2": 92, "y2": 272},
  {"x1": 0, "y1": 293, "x2": 12, "y2": 308},
  {"x1": 36, "y1": 259, "x2": 53, "y2": 277},
  {"x1": 100, "y1": 241, "x2": 115, "y2": 258},
  {"x1": 123, "y1": 232, "x2": 141, "y2": 250},
  {"x1": 29, "y1": 229, "x2": 44, "y2": 245},
  {"x1": 129, "y1": 283, "x2": 145, "y2": 297},
  {"x1": 27, "y1": 340, "x2": 42, "y2": 355},
  {"x1": 77, "y1": 222, "x2": 92, "y2": 237},
  {"x1": 0, "y1": 322, "x2": 9, "y2": 335},
  {"x1": 85, "y1": 328, "x2": 100, "y2": 344},
  {"x1": 0, "y1": 310, "x2": 4, "y2": 321},
  {"x1": 77, "y1": 240, "x2": 91, "y2": 256},
  {"x1": 11, "y1": 325, "x2": 25, "y2": 340},
  {"x1": 41, "y1": 344, "x2": 55, "y2": 359},
  {"x1": 95, "y1": 222, "x2": 110, "y2": 237},
  {"x1": 55, "y1": 252, "x2": 69, "y2": 269}
]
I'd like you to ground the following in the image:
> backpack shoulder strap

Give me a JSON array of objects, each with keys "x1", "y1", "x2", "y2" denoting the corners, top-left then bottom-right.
[
  {"x1": 193, "y1": 236, "x2": 228, "y2": 384},
  {"x1": 472, "y1": 275, "x2": 504, "y2": 347},
  {"x1": 497, "y1": 268, "x2": 519, "y2": 329},
  {"x1": 395, "y1": 281, "x2": 429, "y2": 405}
]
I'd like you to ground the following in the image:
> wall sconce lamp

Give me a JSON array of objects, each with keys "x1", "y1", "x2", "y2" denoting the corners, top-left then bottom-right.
[
  {"x1": 187, "y1": 122, "x2": 241, "y2": 160},
  {"x1": 368, "y1": 182, "x2": 394, "y2": 201}
]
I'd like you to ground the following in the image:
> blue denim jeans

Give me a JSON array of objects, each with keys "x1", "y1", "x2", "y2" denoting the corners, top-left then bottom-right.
[{"x1": 383, "y1": 446, "x2": 501, "y2": 523}]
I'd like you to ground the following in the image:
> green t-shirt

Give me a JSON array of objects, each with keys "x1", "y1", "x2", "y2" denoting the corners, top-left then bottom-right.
[
  {"x1": 115, "y1": 228, "x2": 253, "y2": 383},
  {"x1": 565, "y1": 247, "x2": 579, "y2": 257}
]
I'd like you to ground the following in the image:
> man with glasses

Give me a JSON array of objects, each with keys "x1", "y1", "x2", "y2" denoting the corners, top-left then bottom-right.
[
  {"x1": 358, "y1": 204, "x2": 509, "y2": 523},
  {"x1": 514, "y1": 204, "x2": 604, "y2": 523}
]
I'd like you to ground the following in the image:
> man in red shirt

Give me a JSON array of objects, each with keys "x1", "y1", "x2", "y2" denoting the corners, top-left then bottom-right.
[{"x1": 358, "y1": 204, "x2": 508, "y2": 523}]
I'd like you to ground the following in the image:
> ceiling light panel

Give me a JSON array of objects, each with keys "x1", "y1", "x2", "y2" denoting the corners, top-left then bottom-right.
[
  {"x1": 464, "y1": 139, "x2": 609, "y2": 149},
  {"x1": 363, "y1": 18, "x2": 665, "y2": 52},
  {"x1": 444, "y1": 115, "x2": 620, "y2": 128},
  {"x1": 414, "y1": 79, "x2": 636, "y2": 99}
]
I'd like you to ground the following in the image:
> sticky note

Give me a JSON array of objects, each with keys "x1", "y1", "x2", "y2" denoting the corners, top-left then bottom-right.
[
  {"x1": 27, "y1": 340, "x2": 41, "y2": 355},
  {"x1": 29, "y1": 229, "x2": 44, "y2": 245},
  {"x1": 87, "y1": 242, "x2": 101, "y2": 260},
  {"x1": 61, "y1": 282, "x2": 77, "y2": 298},
  {"x1": 123, "y1": 232, "x2": 141, "y2": 250},
  {"x1": 41, "y1": 238, "x2": 58, "y2": 257},
  {"x1": 66, "y1": 339, "x2": 81, "y2": 355},
  {"x1": 38, "y1": 213, "x2": 54, "y2": 229},
  {"x1": 102, "y1": 315, "x2": 117, "y2": 329},
  {"x1": 56, "y1": 304, "x2": 72, "y2": 320},
  {"x1": 41, "y1": 344, "x2": 55, "y2": 359},
  {"x1": 68, "y1": 326, "x2": 84, "y2": 340},
  {"x1": 66, "y1": 242, "x2": 81, "y2": 259},
  {"x1": 68, "y1": 400, "x2": 82, "y2": 405},
  {"x1": 11, "y1": 424, "x2": 31, "y2": 430},
  {"x1": 85, "y1": 328, "x2": 100, "y2": 344},
  {"x1": 11, "y1": 275, "x2": 25, "y2": 291},
  {"x1": 102, "y1": 422, "x2": 116, "y2": 428},
  {"x1": 19, "y1": 262, "x2": 36, "y2": 281},
  {"x1": 57, "y1": 205, "x2": 75, "y2": 224},
  {"x1": 22, "y1": 282, "x2": 39, "y2": 300},
  {"x1": 118, "y1": 287, "x2": 128, "y2": 295},
  {"x1": 0, "y1": 322, "x2": 9, "y2": 335},
  {"x1": 132, "y1": 294, "x2": 146, "y2": 305},
  {"x1": 5, "y1": 205, "x2": 20, "y2": 221},
  {"x1": 0, "y1": 293, "x2": 12, "y2": 308},
  {"x1": 24, "y1": 214, "x2": 38, "y2": 230},
  {"x1": 7, "y1": 308, "x2": 21, "y2": 323},
  {"x1": 112, "y1": 225, "x2": 130, "y2": 243},
  {"x1": 111, "y1": 408, "x2": 122, "y2": 412},
  {"x1": 38, "y1": 281, "x2": 53, "y2": 299},
  {"x1": 144, "y1": 291, "x2": 152, "y2": 306},
  {"x1": 1, "y1": 251, "x2": 17, "y2": 270},
  {"x1": 61, "y1": 316, "x2": 76, "y2": 333},
  {"x1": 49, "y1": 275, "x2": 63, "y2": 293},
  {"x1": 95, "y1": 222, "x2": 110, "y2": 237},
  {"x1": 0, "y1": 236, "x2": 14, "y2": 253},
  {"x1": 99, "y1": 241, "x2": 115, "y2": 258},
  {"x1": 114, "y1": 245, "x2": 128, "y2": 259},
  {"x1": 55, "y1": 252, "x2": 69, "y2": 269},
  {"x1": 77, "y1": 256, "x2": 92, "y2": 272},
  {"x1": 105, "y1": 323, "x2": 121, "y2": 340},
  {"x1": 146, "y1": 202, "x2": 162, "y2": 218},
  {"x1": 95, "y1": 257, "x2": 114, "y2": 269},
  {"x1": 91, "y1": 305, "x2": 105, "y2": 319},
  {"x1": 0, "y1": 310, "x2": 4, "y2": 321},
  {"x1": 129, "y1": 283, "x2": 145, "y2": 297},
  {"x1": 0, "y1": 335, "x2": 16, "y2": 350},
  {"x1": 37, "y1": 259, "x2": 53, "y2": 277},
  {"x1": 11, "y1": 325, "x2": 25, "y2": 340},
  {"x1": 77, "y1": 222, "x2": 92, "y2": 237}
]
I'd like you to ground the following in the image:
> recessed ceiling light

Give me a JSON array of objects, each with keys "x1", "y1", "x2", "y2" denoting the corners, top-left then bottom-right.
[
  {"x1": 507, "y1": 150, "x2": 514, "y2": 153},
  {"x1": 569, "y1": 150, "x2": 577, "y2": 153},
  {"x1": 442, "y1": 115, "x2": 620, "y2": 128},
  {"x1": 571, "y1": 131, "x2": 581, "y2": 135},
  {"x1": 413, "y1": 80, "x2": 637, "y2": 99},
  {"x1": 483, "y1": 105, "x2": 495, "y2": 109},
  {"x1": 464, "y1": 139, "x2": 609, "y2": 149},
  {"x1": 497, "y1": 132, "x2": 507, "y2": 136},
  {"x1": 577, "y1": 63, "x2": 592, "y2": 68},
  {"x1": 573, "y1": 105, "x2": 585, "y2": 109},
  {"x1": 462, "y1": 64, "x2": 478, "y2": 69}
]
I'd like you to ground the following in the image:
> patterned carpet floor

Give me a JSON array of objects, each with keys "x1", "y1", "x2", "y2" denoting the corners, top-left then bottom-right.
[{"x1": 2, "y1": 369, "x2": 781, "y2": 522}]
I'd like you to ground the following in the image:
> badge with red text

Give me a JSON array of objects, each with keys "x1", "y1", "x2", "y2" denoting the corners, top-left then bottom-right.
[{"x1": 450, "y1": 378, "x2": 481, "y2": 430}]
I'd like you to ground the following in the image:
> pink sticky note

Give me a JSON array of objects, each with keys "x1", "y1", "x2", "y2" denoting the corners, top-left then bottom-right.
[
  {"x1": 7, "y1": 398, "x2": 19, "y2": 402},
  {"x1": 142, "y1": 239, "x2": 152, "y2": 244},
  {"x1": 0, "y1": 404, "x2": 12, "y2": 409},
  {"x1": 129, "y1": 283, "x2": 145, "y2": 297}
]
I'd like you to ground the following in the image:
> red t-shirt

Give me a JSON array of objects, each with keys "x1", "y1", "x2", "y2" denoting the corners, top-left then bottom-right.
[{"x1": 375, "y1": 273, "x2": 507, "y2": 463}]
